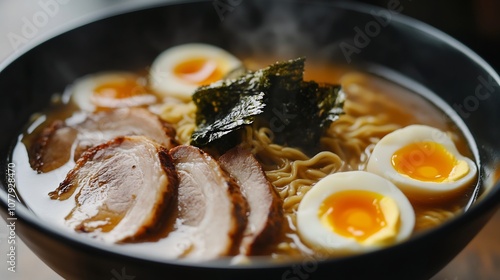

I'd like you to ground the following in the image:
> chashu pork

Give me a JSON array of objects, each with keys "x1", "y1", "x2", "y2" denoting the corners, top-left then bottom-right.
[
  {"x1": 31, "y1": 107, "x2": 177, "y2": 173},
  {"x1": 169, "y1": 145, "x2": 249, "y2": 260},
  {"x1": 29, "y1": 120, "x2": 78, "y2": 173},
  {"x1": 219, "y1": 147, "x2": 284, "y2": 255},
  {"x1": 49, "y1": 135, "x2": 178, "y2": 243}
]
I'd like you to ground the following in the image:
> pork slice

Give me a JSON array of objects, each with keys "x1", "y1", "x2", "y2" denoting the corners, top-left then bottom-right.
[
  {"x1": 169, "y1": 145, "x2": 248, "y2": 260},
  {"x1": 49, "y1": 135, "x2": 178, "y2": 243},
  {"x1": 30, "y1": 107, "x2": 177, "y2": 173},
  {"x1": 30, "y1": 120, "x2": 78, "y2": 173},
  {"x1": 219, "y1": 147, "x2": 284, "y2": 255},
  {"x1": 74, "y1": 107, "x2": 177, "y2": 160}
]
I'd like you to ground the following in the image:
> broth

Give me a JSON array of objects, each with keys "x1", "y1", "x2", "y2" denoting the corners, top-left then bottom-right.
[{"x1": 11, "y1": 60, "x2": 478, "y2": 262}]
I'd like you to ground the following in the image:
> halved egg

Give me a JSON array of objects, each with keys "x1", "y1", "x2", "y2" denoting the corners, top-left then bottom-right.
[
  {"x1": 366, "y1": 125, "x2": 477, "y2": 201},
  {"x1": 296, "y1": 171, "x2": 415, "y2": 254},
  {"x1": 149, "y1": 43, "x2": 242, "y2": 100},
  {"x1": 68, "y1": 72, "x2": 156, "y2": 111}
]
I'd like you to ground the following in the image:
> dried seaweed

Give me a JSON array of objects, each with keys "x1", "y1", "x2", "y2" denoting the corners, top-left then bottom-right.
[{"x1": 191, "y1": 57, "x2": 345, "y2": 152}]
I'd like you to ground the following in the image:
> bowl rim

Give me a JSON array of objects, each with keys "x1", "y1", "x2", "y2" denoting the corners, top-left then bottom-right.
[
  {"x1": 1, "y1": 0, "x2": 500, "y2": 271},
  {"x1": 0, "y1": 0, "x2": 193, "y2": 71}
]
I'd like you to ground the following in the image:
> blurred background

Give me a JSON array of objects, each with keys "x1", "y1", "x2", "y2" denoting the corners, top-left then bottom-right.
[
  {"x1": 0, "y1": 0, "x2": 499, "y2": 279},
  {"x1": 358, "y1": 0, "x2": 500, "y2": 72}
]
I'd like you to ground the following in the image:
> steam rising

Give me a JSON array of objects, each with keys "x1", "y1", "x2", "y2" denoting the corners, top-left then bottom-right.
[{"x1": 221, "y1": 0, "x2": 347, "y2": 61}]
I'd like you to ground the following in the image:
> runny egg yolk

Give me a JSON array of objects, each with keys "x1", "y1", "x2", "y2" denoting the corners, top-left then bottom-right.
[
  {"x1": 318, "y1": 190, "x2": 397, "y2": 243},
  {"x1": 391, "y1": 141, "x2": 469, "y2": 183},
  {"x1": 94, "y1": 78, "x2": 145, "y2": 99},
  {"x1": 173, "y1": 58, "x2": 223, "y2": 85}
]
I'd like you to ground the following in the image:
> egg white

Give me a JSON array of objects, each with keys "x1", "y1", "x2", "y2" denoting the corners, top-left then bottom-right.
[
  {"x1": 366, "y1": 125, "x2": 477, "y2": 201},
  {"x1": 68, "y1": 71, "x2": 155, "y2": 112},
  {"x1": 149, "y1": 43, "x2": 242, "y2": 100},
  {"x1": 296, "y1": 171, "x2": 415, "y2": 254}
]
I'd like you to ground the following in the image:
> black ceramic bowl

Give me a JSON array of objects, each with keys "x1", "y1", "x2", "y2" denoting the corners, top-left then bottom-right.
[{"x1": 1, "y1": 1, "x2": 500, "y2": 279}]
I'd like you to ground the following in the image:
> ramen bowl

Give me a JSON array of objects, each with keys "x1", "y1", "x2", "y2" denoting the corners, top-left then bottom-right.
[{"x1": 1, "y1": 1, "x2": 500, "y2": 279}]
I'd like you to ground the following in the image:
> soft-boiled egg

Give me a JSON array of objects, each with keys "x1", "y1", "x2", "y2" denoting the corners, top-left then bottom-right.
[
  {"x1": 297, "y1": 171, "x2": 415, "y2": 254},
  {"x1": 68, "y1": 72, "x2": 156, "y2": 111},
  {"x1": 366, "y1": 124, "x2": 477, "y2": 201},
  {"x1": 149, "y1": 43, "x2": 242, "y2": 100}
]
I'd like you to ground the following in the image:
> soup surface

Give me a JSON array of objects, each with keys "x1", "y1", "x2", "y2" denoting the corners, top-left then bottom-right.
[{"x1": 11, "y1": 48, "x2": 478, "y2": 262}]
